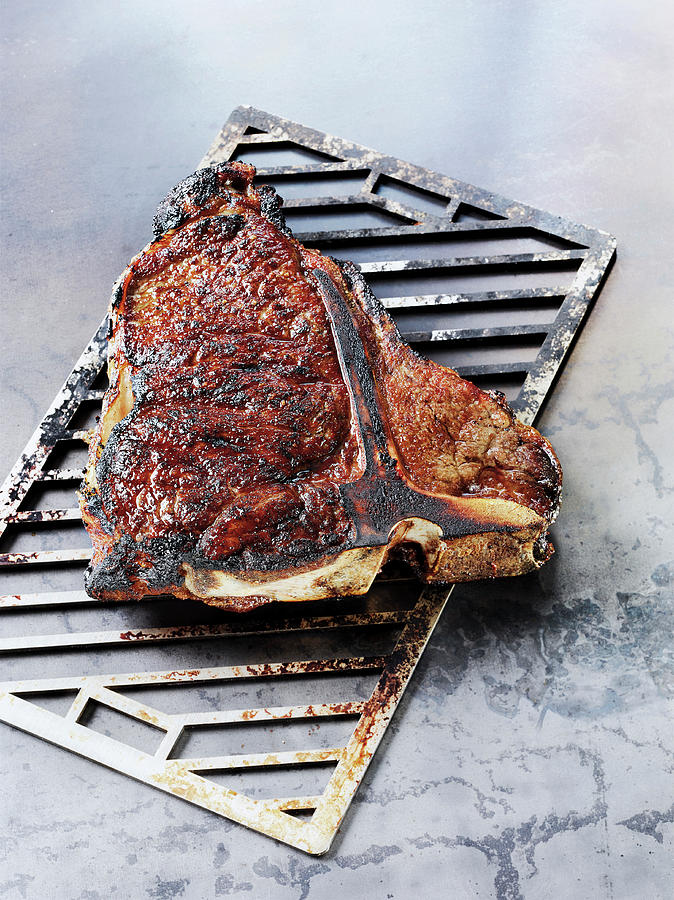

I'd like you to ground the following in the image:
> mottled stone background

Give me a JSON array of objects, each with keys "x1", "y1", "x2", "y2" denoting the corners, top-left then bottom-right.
[{"x1": 1, "y1": 1, "x2": 672, "y2": 898}]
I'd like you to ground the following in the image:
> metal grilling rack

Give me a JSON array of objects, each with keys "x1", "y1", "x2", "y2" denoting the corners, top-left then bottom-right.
[{"x1": 0, "y1": 107, "x2": 615, "y2": 855}]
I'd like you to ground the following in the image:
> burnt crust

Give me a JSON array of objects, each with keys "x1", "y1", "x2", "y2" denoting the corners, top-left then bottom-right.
[
  {"x1": 152, "y1": 162, "x2": 249, "y2": 238},
  {"x1": 84, "y1": 535, "x2": 135, "y2": 596},
  {"x1": 256, "y1": 183, "x2": 291, "y2": 235}
]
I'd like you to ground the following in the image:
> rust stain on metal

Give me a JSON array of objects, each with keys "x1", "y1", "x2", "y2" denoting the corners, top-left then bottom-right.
[
  {"x1": 163, "y1": 670, "x2": 201, "y2": 681},
  {"x1": 3, "y1": 552, "x2": 41, "y2": 563},
  {"x1": 135, "y1": 708, "x2": 162, "y2": 726}
]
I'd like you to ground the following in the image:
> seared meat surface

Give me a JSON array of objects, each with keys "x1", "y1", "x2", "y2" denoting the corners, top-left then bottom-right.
[{"x1": 80, "y1": 162, "x2": 561, "y2": 608}]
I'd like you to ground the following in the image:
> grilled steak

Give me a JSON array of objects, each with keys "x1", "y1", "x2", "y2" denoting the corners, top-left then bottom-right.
[{"x1": 80, "y1": 161, "x2": 562, "y2": 609}]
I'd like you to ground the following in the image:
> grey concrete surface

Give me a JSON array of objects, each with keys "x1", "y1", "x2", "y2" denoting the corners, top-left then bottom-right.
[{"x1": 1, "y1": 1, "x2": 673, "y2": 898}]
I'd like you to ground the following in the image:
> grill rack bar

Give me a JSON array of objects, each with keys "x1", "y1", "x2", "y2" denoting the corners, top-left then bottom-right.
[
  {"x1": 4, "y1": 655, "x2": 388, "y2": 695},
  {"x1": 0, "y1": 609, "x2": 410, "y2": 653}
]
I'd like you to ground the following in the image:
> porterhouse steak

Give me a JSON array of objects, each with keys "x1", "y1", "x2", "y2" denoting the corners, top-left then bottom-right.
[{"x1": 80, "y1": 161, "x2": 562, "y2": 610}]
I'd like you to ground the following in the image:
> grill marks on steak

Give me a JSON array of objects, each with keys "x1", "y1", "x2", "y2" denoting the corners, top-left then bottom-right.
[{"x1": 81, "y1": 161, "x2": 562, "y2": 606}]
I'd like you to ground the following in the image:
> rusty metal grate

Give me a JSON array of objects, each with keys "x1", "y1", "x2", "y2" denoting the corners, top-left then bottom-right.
[{"x1": 0, "y1": 106, "x2": 615, "y2": 855}]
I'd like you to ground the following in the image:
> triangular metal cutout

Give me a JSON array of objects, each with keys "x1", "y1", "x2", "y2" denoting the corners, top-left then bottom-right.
[{"x1": 0, "y1": 106, "x2": 614, "y2": 854}]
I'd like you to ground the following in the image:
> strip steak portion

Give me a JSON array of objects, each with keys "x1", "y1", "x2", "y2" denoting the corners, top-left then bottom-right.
[{"x1": 80, "y1": 162, "x2": 561, "y2": 609}]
